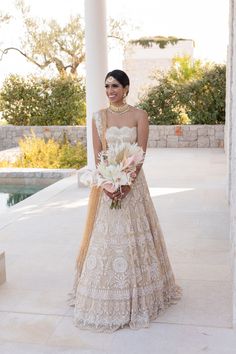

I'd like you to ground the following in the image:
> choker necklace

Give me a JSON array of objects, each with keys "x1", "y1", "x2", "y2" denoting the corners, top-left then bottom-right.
[{"x1": 108, "y1": 103, "x2": 130, "y2": 114}]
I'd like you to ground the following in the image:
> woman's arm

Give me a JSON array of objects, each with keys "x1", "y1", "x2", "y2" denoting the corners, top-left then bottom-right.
[
  {"x1": 137, "y1": 109, "x2": 149, "y2": 153},
  {"x1": 134, "y1": 109, "x2": 149, "y2": 177}
]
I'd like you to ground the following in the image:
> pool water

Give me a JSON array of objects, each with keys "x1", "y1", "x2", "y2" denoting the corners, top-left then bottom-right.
[{"x1": 0, "y1": 185, "x2": 45, "y2": 212}]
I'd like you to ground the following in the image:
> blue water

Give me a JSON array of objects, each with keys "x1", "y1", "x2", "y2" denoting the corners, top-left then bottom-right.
[{"x1": 0, "y1": 184, "x2": 45, "y2": 212}]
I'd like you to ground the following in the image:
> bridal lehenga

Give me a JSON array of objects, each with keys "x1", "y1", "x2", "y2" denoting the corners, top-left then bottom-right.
[{"x1": 68, "y1": 110, "x2": 182, "y2": 333}]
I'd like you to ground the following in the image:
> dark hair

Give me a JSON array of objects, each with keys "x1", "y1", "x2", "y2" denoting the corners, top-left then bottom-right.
[{"x1": 105, "y1": 69, "x2": 130, "y2": 88}]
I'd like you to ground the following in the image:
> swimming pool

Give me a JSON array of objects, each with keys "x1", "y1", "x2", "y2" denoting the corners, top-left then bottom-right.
[{"x1": 0, "y1": 184, "x2": 45, "y2": 212}]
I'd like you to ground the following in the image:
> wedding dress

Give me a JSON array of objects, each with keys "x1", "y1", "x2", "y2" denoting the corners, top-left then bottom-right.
[{"x1": 68, "y1": 111, "x2": 182, "y2": 333}]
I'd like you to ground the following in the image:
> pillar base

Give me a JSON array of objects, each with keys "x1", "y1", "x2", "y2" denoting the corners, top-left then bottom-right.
[
  {"x1": 77, "y1": 166, "x2": 90, "y2": 188},
  {"x1": 0, "y1": 251, "x2": 6, "y2": 285}
]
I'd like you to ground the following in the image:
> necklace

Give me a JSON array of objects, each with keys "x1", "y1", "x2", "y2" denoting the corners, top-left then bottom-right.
[{"x1": 108, "y1": 103, "x2": 130, "y2": 115}]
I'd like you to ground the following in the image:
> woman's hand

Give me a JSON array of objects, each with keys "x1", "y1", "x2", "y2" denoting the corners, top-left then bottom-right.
[
  {"x1": 121, "y1": 185, "x2": 131, "y2": 199},
  {"x1": 112, "y1": 185, "x2": 131, "y2": 201},
  {"x1": 103, "y1": 185, "x2": 131, "y2": 200},
  {"x1": 103, "y1": 189, "x2": 114, "y2": 200}
]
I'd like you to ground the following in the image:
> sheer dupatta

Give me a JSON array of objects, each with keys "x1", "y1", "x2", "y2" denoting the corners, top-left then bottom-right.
[{"x1": 75, "y1": 109, "x2": 107, "y2": 280}]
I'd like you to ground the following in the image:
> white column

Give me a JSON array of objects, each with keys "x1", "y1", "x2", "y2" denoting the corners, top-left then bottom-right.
[
  {"x1": 84, "y1": 0, "x2": 108, "y2": 169},
  {"x1": 227, "y1": 0, "x2": 234, "y2": 200},
  {"x1": 228, "y1": 0, "x2": 236, "y2": 327},
  {"x1": 0, "y1": 251, "x2": 6, "y2": 285}
]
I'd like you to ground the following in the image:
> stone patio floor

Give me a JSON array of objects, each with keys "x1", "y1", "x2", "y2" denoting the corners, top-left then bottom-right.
[{"x1": 0, "y1": 148, "x2": 235, "y2": 354}]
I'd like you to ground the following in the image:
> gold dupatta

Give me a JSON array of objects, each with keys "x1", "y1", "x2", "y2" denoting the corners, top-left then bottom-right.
[{"x1": 76, "y1": 109, "x2": 107, "y2": 278}]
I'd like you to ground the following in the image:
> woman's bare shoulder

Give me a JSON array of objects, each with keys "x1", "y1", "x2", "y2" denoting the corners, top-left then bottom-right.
[
  {"x1": 92, "y1": 108, "x2": 107, "y2": 121},
  {"x1": 93, "y1": 107, "x2": 105, "y2": 115},
  {"x1": 129, "y1": 106, "x2": 148, "y2": 122}
]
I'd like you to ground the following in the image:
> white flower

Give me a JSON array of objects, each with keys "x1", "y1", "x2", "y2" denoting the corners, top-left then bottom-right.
[
  {"x1": 91, "y1": 143, "x2": 145, "y2": 209},
  {"x1": 97, "y1": 163, "x2": 129, "y2": 190}
]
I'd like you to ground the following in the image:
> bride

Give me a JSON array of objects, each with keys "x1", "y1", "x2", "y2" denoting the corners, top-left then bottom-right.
[{"x1": 68, "y1": 69, "x2": 182, "y2": 332}]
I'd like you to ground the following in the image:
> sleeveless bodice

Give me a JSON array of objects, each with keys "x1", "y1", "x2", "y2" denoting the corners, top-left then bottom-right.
[
  {"x1": 93, "y1": 110, "x2": 137, "y2": 146},
  {"x1": 106, "y1": 126, "x2": 137, "y2": 146}
]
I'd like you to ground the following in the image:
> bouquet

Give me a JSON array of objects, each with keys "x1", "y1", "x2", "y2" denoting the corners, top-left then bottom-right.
[{"x1": 80, "y1": 142, "x2": 145, "y2": 209}]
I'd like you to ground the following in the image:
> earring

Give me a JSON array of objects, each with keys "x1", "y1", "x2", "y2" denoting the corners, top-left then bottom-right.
[{"x1": 123, "y1": 93, "x2": 127, "y2": 104}]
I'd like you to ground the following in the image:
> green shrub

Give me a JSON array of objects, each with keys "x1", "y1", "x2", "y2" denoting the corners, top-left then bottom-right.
[
  {"x1": 0, "y1": 160, "x2": 10, "y2": 167},
  {"x1": 138, "y1": 57, "x2": 226, "y2": 125},
  {"x1": 59, "y1": 142, "x2": 87, "y2": 169},
  {"x1": 0, "y1": 75, "x2": 86, "y2": 126},
  {"x1": 182, "y1": 65, "x2": 226, "y2": 124},
  {"x1": 1, "y1": 132, "x2": 87, "y2": 169},
  {"x1": 167, "y1": 55, "x2": 208, "y2": 84},
  {"x1": 138, "y1": 78, "x2": 183, "y2": 125},
  {"x1": 15, "y1": 133, "x2": 61, "y2": 168}
]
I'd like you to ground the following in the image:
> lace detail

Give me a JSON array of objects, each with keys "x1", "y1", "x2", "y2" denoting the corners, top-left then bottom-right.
[
  {"x1": 106, "y1": 126, "x2": 137, "y2": 146},
  {"x1": 93, "y1": 110, "x2": 137, "y2": 146},
  {"x1": 68, "y1": 115, "x2": 182, "y2": 333},
  {"x1": 73, "y1": 284, "x2": 181, "y2": 333}
]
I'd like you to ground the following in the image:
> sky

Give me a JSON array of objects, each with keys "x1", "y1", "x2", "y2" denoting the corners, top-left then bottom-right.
[{"x1": 0, "y1": 0, "x2": 229, "y2": 84}]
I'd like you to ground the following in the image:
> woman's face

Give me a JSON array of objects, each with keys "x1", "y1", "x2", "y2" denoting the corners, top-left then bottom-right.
[{"x1": 105, "y1": 76, "x2": 127, "y2": 105}]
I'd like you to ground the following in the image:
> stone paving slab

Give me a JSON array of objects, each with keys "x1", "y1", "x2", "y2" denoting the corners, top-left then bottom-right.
[
  {"x1": 0, "y1": 148, "x2": 233, "y2": 353},
  {"x1": 0, "y1": 147, "x2": 21, "y2": 163}
]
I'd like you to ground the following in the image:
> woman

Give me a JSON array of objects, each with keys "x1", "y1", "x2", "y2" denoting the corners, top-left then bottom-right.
[{"x1": 68, "y1": 69, "x2": 182, "y2": 332}]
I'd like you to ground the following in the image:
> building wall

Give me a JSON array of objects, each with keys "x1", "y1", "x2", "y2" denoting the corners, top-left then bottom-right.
[{"x1": 123, "y1": 40, "x2": 194, "y2": 105}]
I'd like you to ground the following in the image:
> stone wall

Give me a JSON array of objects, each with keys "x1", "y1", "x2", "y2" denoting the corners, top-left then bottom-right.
[
  {"x1": 148, "y1": 124, "x2": 224, "y2": 148},
  {"x1": 0, "y1": 124, "x2": 224, "y2": 151},
  {"x1": 0, "y1": 126, "x2": 87, "y2": 151}
]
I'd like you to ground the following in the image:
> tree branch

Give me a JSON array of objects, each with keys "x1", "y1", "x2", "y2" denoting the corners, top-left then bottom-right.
[
  {"x1": 54, "y1": 39, "x2": 75, "y2": 57},
  {"x1": 0, "y1": 47, "x2": 51, "y2": 69},
  {"x1": 107, "y1": 35, "x2": 125, "y2": 43}
]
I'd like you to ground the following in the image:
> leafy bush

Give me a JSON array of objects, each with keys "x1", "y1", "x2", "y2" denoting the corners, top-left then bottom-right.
[
  {"x1": 0, "y1": 75, "x2": 86, "y2": 126},
  {"x1": 15, "y1": 134, "x2": 61, "y2": 168},
  {"x1": 59, "y1": 142, "x2": 87, "y2": 169},
  {"x1": 0, "y1": 160, "x2": 10, "y2": 167},
  {"x1": 0, "y1": 132, "x2": 87, "y2": 169},
  {"x1": 138, "y1": 78, "x2": 182, "y2": 125},
  {"x1": 167, "y1": 55, "x2": 208, "y2": 84},
  {"x1": 138, "y1": 56, "x2": 226, "y2": 125},
  {"x1": 182, "y1": 65, "x2": 226, "y2": 124}
]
